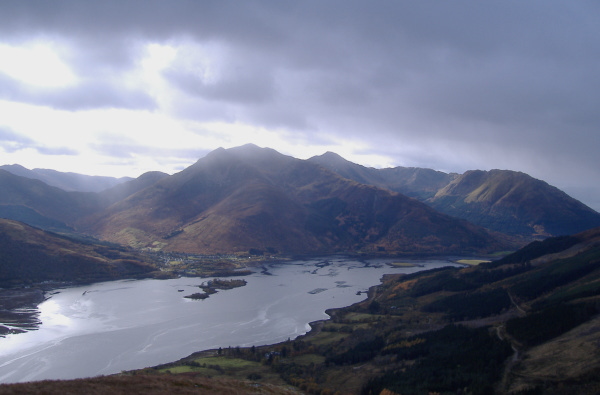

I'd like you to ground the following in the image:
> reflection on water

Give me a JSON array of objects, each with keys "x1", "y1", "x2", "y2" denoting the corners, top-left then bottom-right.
[
  {"x1": 39, "y1": 300, "x2": 72, "y2": 327},
  {"x1": 0, "y1": 256, "x2": 460, "y2": 383}
]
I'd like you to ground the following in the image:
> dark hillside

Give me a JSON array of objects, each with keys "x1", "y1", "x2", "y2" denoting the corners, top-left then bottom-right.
[
  {"x1": 0, "y1": 218, "x2": 156, "y2": 287},
  {"x1": 0, "y1": 204, "x2": 75, "y2": 233},
  {"x1": 0, "y1": 169, "x2": 102, "y2": 227}
]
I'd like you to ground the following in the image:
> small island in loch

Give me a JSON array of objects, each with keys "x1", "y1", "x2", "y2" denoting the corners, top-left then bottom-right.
[{"x1": 184, "y1": 278, "x2": 248, "y2": 300}]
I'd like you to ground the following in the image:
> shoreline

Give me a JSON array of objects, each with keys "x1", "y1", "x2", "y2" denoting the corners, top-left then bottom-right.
[
  {"x1": 146, "y1": 278, "x2": 380, "y2": 373},
  {"x1": 0, "y1": 254, "x2": 464, "y2": 383},
  {"x1": 0, "y1": 252, "x2": 454, "y2": 340},
  {"x1": 0, "y1": 288, "x2": 46, "y2": 337},
  {"x1": 0, "y1": 252, "x2": 458, "y2": 339}
]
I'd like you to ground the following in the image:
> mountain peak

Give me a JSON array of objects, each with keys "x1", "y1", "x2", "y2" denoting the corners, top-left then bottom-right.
[
  {"x1": 201, "y1": 144, "x2": 278, "y2": 162},
  {"x1": 235, "y1": 143, "x2": 262, "y2": 150},
  {"x1": 321, "y1": 151, "x2": 346, "y2": 159},
  {"x1": 309, "y1": 152, "x2": 357, "y2": 173},
  {"x1": 311, "y1": 151, "x2": 350, "y2": 163},
  {"x1": 1, "y1": 164, "x2": 29, "y2": 171},
  {"x1": 228, "y1": 144, "x2": 283, "y2": 157}
]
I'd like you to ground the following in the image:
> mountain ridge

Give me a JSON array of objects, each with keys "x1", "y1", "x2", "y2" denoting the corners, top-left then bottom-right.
[
  {"x1": 80, "y1": 144, "x2": 512, "y2": 254},
  {"x1": 0, "y1": 164, "x2": 132, "y2": 192},
  {"x1": 309, "y1": 151, "x2": 457, "y2": 200},
  {"x1": 429, "y1": 169, "x2": 600, "y2": 237},
  {"x1": 1, "y1": 145, "x2": 597, "y2": 255},
  {"x1": 309, "y1": 152, "x2": 600, "y2": 238}
]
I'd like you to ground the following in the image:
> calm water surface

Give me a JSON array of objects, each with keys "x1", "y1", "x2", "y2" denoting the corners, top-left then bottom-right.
[{"x1": 0, "y1": 256, "x2": 460, "y2": 383}]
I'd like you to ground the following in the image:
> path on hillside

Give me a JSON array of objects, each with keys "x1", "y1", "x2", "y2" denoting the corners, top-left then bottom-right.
[{"x1": 508, "y1": 290, "x2": 526, "y2": 315}]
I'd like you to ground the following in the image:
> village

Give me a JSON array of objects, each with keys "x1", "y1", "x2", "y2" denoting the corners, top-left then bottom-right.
[{"x1": 140, "y1": 249, "x2": 285, "y2": 278}]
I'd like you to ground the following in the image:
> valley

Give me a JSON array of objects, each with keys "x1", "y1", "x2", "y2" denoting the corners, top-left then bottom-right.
[
  {"x1": 2, "y1": 227, "x2": 599, "y2": 393},
  {"x1": 1, "y1": 145, "x2": 600, "y2": 394}
]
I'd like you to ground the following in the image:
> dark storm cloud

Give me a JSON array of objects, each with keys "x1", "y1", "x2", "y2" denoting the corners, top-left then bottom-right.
[
  {"x1": 0, "y1": 1, "x2": 598, "y2": 208},
  {"x1": 3, "y1": 1, "x2": 597, "y2": 129},
  {"x1": 164, "y1": 65, "x2": 275, "y2": 105}
]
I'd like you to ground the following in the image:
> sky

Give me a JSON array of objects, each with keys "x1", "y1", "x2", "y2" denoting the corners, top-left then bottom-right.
[{"x1": 0, "y1": 1, "x2": 599, "y2": 211}]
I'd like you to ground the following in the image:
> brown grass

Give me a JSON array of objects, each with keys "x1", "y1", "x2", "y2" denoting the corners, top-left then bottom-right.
[
  {"x1": 0, "y1": 373, "x2": 301, "y2": 395},
  {"x1": 508, "y1": 315, "x2": 600, "y2": 393}
]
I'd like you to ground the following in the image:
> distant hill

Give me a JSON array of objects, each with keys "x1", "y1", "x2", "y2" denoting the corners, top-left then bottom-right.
[
  {"x1": 0, "y1": 218, "x2": 157, "y2": 287},
  {"x1": 0, "y1": 205, "x2": 75, "y2": 233},
  {"x1": 0, "y1": 170, "x2": 169, "y2": 234},
  {"x1": 428, "y1": 169, "x2": 600, "y2": 238},
  {"x1": 98, "y1": 171, "x2": 170, "y2": 206},
  {"x1": 309, "y1": 151, "x2": 456, "y2": 200},
  {"x1": 310, "y1": 153, "x2": 600, "y2": 239},
  {"x1": 0, "y1": 164, "x2": 132, "y2": 192},
  {"x1": 81, "y1": 144, "x2": 511, "y2": 255},
  {"x1": 0, "y1": 169, "x2": 102, "y2": 229}
]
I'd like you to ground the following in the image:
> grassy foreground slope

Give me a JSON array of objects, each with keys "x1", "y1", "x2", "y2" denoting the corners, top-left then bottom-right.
[{"x1": 0, "y1": 374, "x2": 300, "y2": 395}]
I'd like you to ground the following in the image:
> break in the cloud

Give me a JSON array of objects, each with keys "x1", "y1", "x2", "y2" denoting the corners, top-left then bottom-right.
[{"x1": 0, "y1": 1, "x2": 598, "y2": 211}]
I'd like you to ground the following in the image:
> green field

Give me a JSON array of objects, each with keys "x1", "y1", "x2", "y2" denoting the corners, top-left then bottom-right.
[{"x1": 456, "y1": 259, "x2": 491, "y2": 266}]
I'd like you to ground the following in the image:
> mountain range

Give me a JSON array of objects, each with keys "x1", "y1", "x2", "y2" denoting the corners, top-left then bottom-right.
[
  {"x1": 1, "y1": 144, "x2": 599, "y2": 257},
  {"x1": 0, "y1": 164, "x2": 131, "y2": 192},
  {"x1": 81, "y1": 145, "x2": 510, "y2": 254},
  {"x1": 309, "y1": 151, "x2": 600, "y2": 238}
]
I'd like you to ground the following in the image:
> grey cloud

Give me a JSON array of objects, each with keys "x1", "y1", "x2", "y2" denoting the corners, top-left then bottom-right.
[
  {"x1": 0, "y1": 1, "x2": 287, "y2": 50},
  {"x1": 48, "y1": 82, "x2": 157, "y2": 111},
  {"x1": 0, "y1": 1, "x2": 599, "y2": 209},
  {"x1": 0, "y1": 127, "x2": 34, "y2": 144},
  {"x1": 164, "y1": 65, "x2": 275, "y2": 105},
  {"x1": 35, "y1": 146, "x2": 79, "y2": 156},
  {"x1": 0, "y1": 72, "x2": 156, "y2": 111},
  {"x1": 0, "y1": 127, "x2": 34, "y2": 152},
  {"x1": 0, "y1": 127, "x2": 79, "y2": 156},
  {"x1": 91, "y1": 139, "x2": 208, "y2": 162}
]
